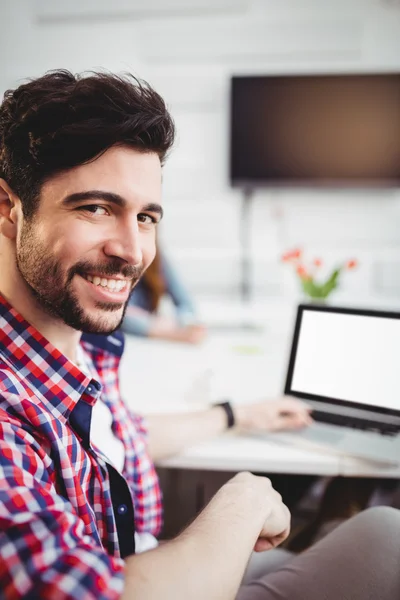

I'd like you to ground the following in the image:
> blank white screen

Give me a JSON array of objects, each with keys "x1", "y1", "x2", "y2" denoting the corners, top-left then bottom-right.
[{"x1": 290, "y1": 310, "x2": 400, "y2": 411}]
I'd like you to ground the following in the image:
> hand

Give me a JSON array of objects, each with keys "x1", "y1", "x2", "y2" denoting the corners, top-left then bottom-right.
[
  {"x1": 165, "y1": 324, "x2": 207, "y2": 345},
  {"x1": 177, "y1": 324, "x2": 207, "y2": 345},
  {"x1": 234, "y1": 396, "x2": 313, "y2": 432},
  {"x1": 226, "y1": 472, "x2": 291, "y2": 552},
  {"x1": 149, "y1": 318, "x2": 207, "y2": 344}
]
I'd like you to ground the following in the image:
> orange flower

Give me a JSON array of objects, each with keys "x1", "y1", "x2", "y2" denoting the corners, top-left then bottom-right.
[
  {"x1": 281, "y1": 248, "x2": 302, "y2": 262},
  {"x1": 346, "y1": 259, "x2": 358, "y2": 270},
  {"x1": 313, "y1": 258, "x2": 322, "y2": 267},
  {"x1": 296, "y1": 264, "x2": 311, "y2": 280}
]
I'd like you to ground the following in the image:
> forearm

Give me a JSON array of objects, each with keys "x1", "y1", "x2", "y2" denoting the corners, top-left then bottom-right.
[
  {"x1": 146, "y1": 407, "x2": 227, "y2": 461},
  {"x1": 145, "y1": 397, "x2": 312, "y2": 462},
  {"x1": 121, "y1": 473, "x2": 267, "y2": 600},
  {"x1": 122, "y1": 310, "x2": 187, "y2": 342}
]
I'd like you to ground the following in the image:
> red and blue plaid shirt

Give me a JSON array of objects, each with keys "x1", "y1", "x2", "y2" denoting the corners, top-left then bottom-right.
[{"x1": 0, "y1": 294, "x2": 162, "y2": 599}]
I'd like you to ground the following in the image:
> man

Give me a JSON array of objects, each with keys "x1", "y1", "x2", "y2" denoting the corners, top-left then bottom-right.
[{"x1": 0, "y1": 70, "x2": 399, "y2": 600}]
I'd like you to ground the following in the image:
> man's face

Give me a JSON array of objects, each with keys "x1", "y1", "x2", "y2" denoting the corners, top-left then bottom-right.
[{"x1": 16, "y1": 146, "x2": 163, "y2": 334}]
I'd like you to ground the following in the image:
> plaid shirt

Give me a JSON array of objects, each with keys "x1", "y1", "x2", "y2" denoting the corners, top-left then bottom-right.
[{"x1": 0, "y1": 294, "x2": 162, "y2": 599}]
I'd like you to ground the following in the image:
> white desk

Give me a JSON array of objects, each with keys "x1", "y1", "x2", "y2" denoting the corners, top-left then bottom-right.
[
  {"x1": 155, "y1": 435, "x2": 400, "y2": 479},
  {"x1": 119, "y1": 322, "x2": 400, "y2": 480},
  {"x1": 156, "y1": 435, "x2": 342, "y2": 476}
]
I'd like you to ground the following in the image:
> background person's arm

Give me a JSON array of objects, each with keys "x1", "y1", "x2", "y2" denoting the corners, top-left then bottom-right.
[
  {"x1": 121, "y1": 472, "x2": 290, "y2": 600},
  {"x1": 147, "y1": 318, "x2": 207, "y2": 344},
  {"x1": 145, "y1": 397, "x2": 312, "y2": 461},
  {"x1": 121, "y1": 304, "x2": 153, "y2": 337},
  {"x1": 122, "y1": 305, "x2": 206, "y2": 344}
]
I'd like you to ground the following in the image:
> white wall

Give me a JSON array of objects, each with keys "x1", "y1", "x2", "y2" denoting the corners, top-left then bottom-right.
[{"x1": 1, "y1": 0, "x2": 400, "y2": 304}]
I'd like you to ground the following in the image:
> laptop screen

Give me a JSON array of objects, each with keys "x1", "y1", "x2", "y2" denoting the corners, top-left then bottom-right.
[{"x1": 285, "y1": 306, "x2": 400, "y2": 415}]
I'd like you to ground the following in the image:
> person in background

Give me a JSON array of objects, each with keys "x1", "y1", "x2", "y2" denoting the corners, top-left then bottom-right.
[
  {"x1": 121, "y1": 242, "x2": 207, "y2": 343},
  {"x1": 0, "y1": 69, "x2": 399, "y2": 600}
]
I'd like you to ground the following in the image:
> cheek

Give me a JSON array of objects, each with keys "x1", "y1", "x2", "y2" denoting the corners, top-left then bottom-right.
[
  {"x1": 50, "y1": 221, "x2": 97, "y2": 261},
  {"x1": 50, "y1": 236, "x2": 77, "y2": 262}
]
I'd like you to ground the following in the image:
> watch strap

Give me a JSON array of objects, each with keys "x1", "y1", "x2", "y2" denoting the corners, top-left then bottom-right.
[{"x1": 213, "y1": 401, "x2": 236, "y2": 429}]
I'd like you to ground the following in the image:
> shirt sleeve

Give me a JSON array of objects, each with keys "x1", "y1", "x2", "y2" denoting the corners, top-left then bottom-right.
[
  {"x1": 121, "y1": 305, "x2": 153, "y2": 337},
  {"x1": 127, "y1": 409, "x2": 149, "y2": 438},
  {"x1": 0, "y1": 420, "x2": 125, "y2": 600}
]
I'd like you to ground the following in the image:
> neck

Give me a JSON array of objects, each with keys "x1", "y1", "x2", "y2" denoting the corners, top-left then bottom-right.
[{"x1": 0, "y1": 255, "x2": 81, "y2": 363}]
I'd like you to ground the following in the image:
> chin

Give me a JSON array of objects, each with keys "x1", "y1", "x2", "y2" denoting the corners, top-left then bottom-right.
[
  {"x1": 78, "y1": 306, "x2": 124, "y2": 335},
  {"x1": 80, "y1": 320, "x2": 122, "y2": 335}
]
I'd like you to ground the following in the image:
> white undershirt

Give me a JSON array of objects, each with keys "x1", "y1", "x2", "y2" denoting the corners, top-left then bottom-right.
[
  {"x1": 76, "y1": 345, "x2": 158, "y2": 553},
  {"x1": 91, "y1": 397, "x2": 125, "y2": 472},
  {"x1": 76, "y1": 345, "x2": 125, "y2": 471}
]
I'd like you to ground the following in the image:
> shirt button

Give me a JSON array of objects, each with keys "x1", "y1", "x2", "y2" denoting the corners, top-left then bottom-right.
[
  {"x1": 117, "y1": 504, "x2": 128, "y2": 515},
  {"x1": 87, "y1": 386, "x2": 93, "y2": 393}
]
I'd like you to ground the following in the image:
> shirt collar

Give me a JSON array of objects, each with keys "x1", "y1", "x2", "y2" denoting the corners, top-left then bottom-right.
[{"x1": 0, "y1": 293, "x2": 101, "y2": 419}]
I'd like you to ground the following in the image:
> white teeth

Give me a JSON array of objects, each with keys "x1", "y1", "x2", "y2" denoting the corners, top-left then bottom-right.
[{"x1": 83, "y1": 274, "x2": 127, "y2": 293}]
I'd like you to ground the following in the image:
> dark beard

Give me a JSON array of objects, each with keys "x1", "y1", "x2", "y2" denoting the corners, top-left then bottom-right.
[{"x1": 16, "y1": 221, "x2": 144, "y2": 334}]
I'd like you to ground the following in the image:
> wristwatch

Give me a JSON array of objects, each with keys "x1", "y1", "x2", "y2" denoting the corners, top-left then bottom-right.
[{"x1": 213, "y1": 401, "x2": 236, "y2": 429}]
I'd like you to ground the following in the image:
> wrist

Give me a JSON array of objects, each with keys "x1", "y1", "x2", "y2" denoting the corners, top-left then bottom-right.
[
  {"x1": 223, "y1": 473, "x2": 274, "y2": 522},
  {"x1": 232, "y1": 404, "x2": 254, "y2": 431},
  {"x1": 211, "y1": 404, "x2": 232, "y2": 432},
  {"x1": 212, "y1": 401, "x2": 236, "y2": 429}
]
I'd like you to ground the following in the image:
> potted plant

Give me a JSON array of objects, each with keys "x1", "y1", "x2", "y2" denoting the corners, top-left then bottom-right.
[{"x1": 282, "y1": 248, "x2": 357, "y2": 302}]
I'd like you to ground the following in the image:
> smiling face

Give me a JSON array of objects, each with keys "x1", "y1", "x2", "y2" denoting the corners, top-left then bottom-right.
[{"x1": 14, "y1": 146, "x2": 163, "y2": 334}]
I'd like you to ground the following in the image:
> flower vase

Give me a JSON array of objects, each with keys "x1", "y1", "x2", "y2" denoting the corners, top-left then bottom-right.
[{"x1": 303, "y1": 295, "x2": 328, "y2": 305}]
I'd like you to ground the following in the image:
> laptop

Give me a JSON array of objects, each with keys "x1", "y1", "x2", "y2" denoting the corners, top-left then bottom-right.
[{"x1": 264, "y1": 304, "x2": 400, "y2": 465}]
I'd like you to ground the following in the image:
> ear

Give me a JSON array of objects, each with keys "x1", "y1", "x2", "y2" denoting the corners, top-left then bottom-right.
[{"x1": 0, "y1": 179, "x2": 19, "y2": 240}]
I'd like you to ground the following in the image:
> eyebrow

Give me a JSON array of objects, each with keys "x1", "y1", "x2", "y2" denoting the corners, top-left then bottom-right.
[{"x1": 61, "y1": 190, "x2": 164, "y2": 219}]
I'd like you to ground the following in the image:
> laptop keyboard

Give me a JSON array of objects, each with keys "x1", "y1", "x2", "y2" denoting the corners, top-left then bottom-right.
[{"x1": 312, "y1": 410, "x2": 400, "y2": 437}]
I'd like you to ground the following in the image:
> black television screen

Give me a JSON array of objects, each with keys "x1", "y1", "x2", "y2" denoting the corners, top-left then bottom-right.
[{"x1": 230, "y1": 73, "x2": 400, "y2": 188}]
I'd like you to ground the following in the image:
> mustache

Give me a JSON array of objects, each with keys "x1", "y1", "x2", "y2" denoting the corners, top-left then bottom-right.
[{"x1": 71, "y1": 260, "x2": 145, "y2": 281}]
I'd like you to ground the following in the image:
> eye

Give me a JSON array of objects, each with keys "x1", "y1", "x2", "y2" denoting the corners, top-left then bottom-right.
[
  {"x1": 79, "y1": 204, "x2": 109, "y2": 216},
  {"x1": 137, "y1": 213, "x2": 158, "y2": 225}
]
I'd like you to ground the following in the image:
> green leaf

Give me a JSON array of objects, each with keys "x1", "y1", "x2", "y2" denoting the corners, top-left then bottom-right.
[{"x1": 300, "y1": 267, "x2": 342, "y2": 300}]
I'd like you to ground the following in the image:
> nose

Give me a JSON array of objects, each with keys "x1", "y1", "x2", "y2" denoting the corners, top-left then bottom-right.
[{"x1": 103, "y1": 218, "x2": 143, "y2": 266}]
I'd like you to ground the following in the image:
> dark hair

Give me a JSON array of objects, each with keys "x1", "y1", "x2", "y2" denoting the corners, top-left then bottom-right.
[
  {"x1": 142, "y1": 243, "x2": 166, "y2": 312},
  {"x1": 0, "y1": 69, "x2": 175, "y2": 219}
]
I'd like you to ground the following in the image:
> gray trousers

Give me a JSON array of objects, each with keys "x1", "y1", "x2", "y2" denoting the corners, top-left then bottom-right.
[{"x1": 237, "y1": 507, "x2": 400, "y2": 600}]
